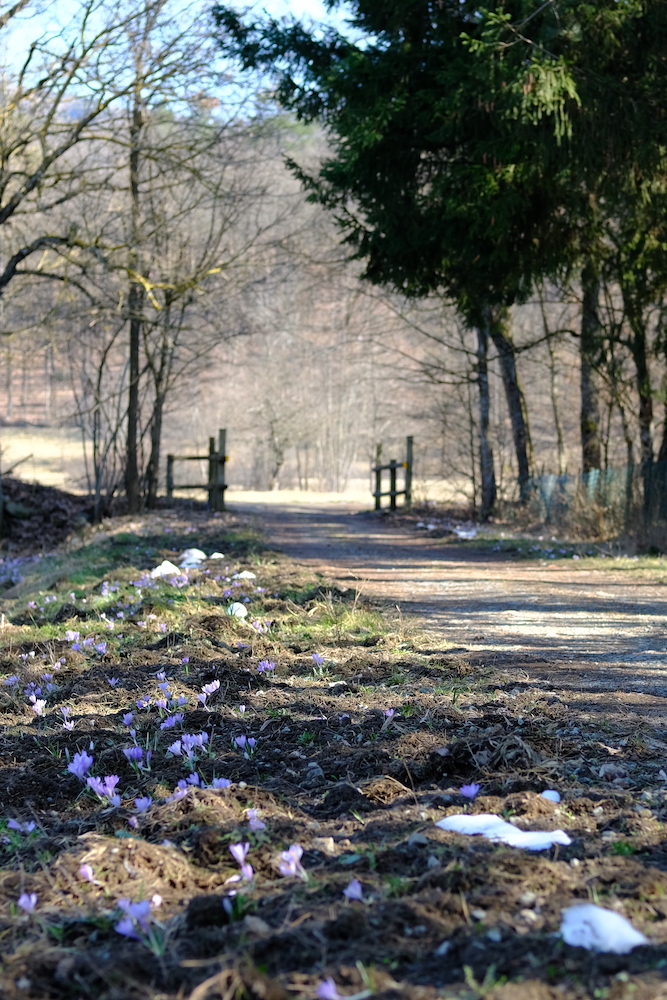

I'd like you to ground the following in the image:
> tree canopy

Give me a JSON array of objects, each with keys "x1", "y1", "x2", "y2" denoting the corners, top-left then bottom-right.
[{"x1": 212, "y1": 2, "x2": 666, "y2": 321}]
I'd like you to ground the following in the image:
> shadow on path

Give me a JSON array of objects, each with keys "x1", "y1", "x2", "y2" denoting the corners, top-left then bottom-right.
[{"x1": 232, "y1": 500, "x2": 667, "y2": 725}]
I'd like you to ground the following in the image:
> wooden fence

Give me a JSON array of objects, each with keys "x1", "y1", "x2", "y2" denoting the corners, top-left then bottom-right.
[
  {"x1": 166, "y1": 429, "x2": 227, "y2": 512},
  {"x1": 372, "y1": 436, "x2": 413, "y2": 510}
]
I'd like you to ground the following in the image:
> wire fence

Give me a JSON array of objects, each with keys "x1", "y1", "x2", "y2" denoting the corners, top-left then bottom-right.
[{"x1": 527, "y1": 461, "x2": 667, "y2": 540}]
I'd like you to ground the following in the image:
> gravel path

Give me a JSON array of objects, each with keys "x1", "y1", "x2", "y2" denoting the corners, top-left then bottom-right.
[{"x1": 234, "y1": 499, "x2": 667, "y2": 729}]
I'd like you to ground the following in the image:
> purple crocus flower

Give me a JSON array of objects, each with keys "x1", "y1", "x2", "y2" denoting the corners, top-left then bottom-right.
[
  {"x1": 342, "y1": 878, "x2": 364, "y2": 901},
  {"x1": 7, "y1": 819, "x2": 36, "y2": 834},
  {"x1": 86, "y1": 776, "x2": 105, "y2": 797},
  {"x1": 121, "y1": 899, "x2": 151, "y2": 924},
  {"x1": 106, "y1": 676, "x2": 118, "y2": 686},
  {"x1": 160, "y1": 713, "x2": 184, "y2": 729},
  {"x1": 459, "y1": 782, "x2": 481, "y2": 799},
  {"x1": 316, "y1": 979, "x2": 343, "y2": 1000},
  {"x1": 79, "y1": 864, "x2": 99, "y2": 884},
  {"x1": 68, "y1": 751, "x2": 94, "y2": 780},
  {"x1": 229, "y1": 842, "x2": 253, "y2": 880},
  {"x1": 115, "y1": 898, "x2": 153, "y2": 939},
  {"x1": 115, "y1": 916, "x2": 138, "y2": 938},
  {"x1": 256, "y1": 660, "x2": 275, "y2": 673},
  {"x1": 122, "y1": 712, "x2": 134, "y2": 727},
  {"x1": 17, "y1": 892, "x2": 37, "y2": 913},
  {"x1": 123, "y1": 746, "x2": 143, "y2": 763},
  {"x1": 134, "y1": 797, "x2": 152, "y2": 813},
  {"x1": 183, "y1": 732, "x2": 208, "y2": 750},
  {"x1": 167, "y1": 785, "x2": 188, "y2": 802},
  {"x1": 102, "y1": 775, "x2": 119, "y2": 795},
  {"x1": 279, "y1": 843, "x2": 308, "y2": 880},
  {"x1": 210, "y1": 777, "x2": 231, "y2": 788},
  {"x1": 229, "y1": 842, "x2": 250, "y2": 866},
  {"x1": 247, "y1": 809, "x2": 266, "y2": 831},
  {"x1": 87, "y1": 775, "x2": 120, "y2": 801},
  {"x1": 312, "y1": 653, "x2": 325, "y2": 668},
  {"x1": 234, "y1": 734, "x2": 256, "y2": 758}
]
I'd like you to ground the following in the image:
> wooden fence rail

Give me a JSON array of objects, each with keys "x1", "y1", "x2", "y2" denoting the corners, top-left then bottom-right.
[
  {"x1": 372, "y1": 435, "x2": 413, "y2": 510},
  {"x1": 166, "y1": 429, "x2": 227, "y2": 512}
]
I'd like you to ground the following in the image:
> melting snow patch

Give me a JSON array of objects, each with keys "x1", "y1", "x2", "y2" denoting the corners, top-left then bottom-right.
[
  {"x1": 453, "y1": 527, "x2": 478, "y2": 539},
  {"x1": 435, "y1": 813, "x2": 571, "y2": 851},
  {"x1": 179, "y1": 548, "x2": 207, "y2": 567},
  {"x1": 150, "y1": 560, "x2": 182, "y2": 578},
  {"x1": 227, "y1": 602, "x2": 248, "y2": 618},
  {"x1": 234, "y1": 571, "x2": 256, "y2": 580},
  {"x1": 560, "y1": 903, "x2": 649, "y2": 953},
  {"x1": 541, "y1": 790, "x2": 561, "y2": 803}
]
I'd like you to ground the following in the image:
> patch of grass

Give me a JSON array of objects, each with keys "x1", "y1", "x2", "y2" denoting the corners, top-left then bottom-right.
[{"x1": 610, "y1": 841, "x2": 636, "y2": 856}]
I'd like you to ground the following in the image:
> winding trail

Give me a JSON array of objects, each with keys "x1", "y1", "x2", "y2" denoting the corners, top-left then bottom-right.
[{"x1": 233, "y1": 498, "x2": 667, "y2": 729}]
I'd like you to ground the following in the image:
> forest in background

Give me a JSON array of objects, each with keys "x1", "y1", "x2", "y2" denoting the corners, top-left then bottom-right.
[{"x1": 0, "y1": 0, "x2": 665, "y2": 528}]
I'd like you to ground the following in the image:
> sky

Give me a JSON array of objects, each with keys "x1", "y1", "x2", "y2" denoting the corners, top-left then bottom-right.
[
  {"x1": 2, "y1": 0, "x2": 351, "y2": 49},
  {"x1": 1, "y1": 0, "x2": 354, "y2": 90}
]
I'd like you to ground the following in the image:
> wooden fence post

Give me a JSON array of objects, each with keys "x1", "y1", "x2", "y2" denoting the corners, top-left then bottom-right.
[
  {"x1": 389, "y1": 460, "x2": 398, "y2": 510},
  {"x1": 374, "y1": 443, "x2": 382, "y2": 511},
  {"x1": 217, "y1": 428, "x2": 227, "y2": 512},
  {"x1": 166, "y1": 455, "x2": 174, "y2": 502},
  {"x1": 405, "y1": 435, "x2": 413, "y2": 507},
  {"x1": 166, "y1": 430, "x2": 228, "y2": 507},
  {"x1": 208, "y1": 437, "x2": 216, "y2": 510}
]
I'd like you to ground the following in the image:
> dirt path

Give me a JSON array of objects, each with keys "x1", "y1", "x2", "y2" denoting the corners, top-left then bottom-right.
[{"x1": 233, "y1": 499, "x2": 667, "y2": 729}]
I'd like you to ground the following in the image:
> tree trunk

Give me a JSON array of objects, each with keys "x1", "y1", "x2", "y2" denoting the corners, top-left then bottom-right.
[
  {"x1": 658, "y1": 391, "x2": 667, "y2": 463},
  {"x1": 625, "y1": 308, "x2": 654, "y2": 467},
  {"x1": 145, "y1": 389, "x2": 165, "y2": 509},
  {"x1": 539, "y1": 290, "x2": 566, "y2": 474},
  {"x1": 486, "y1": 306, "x2": 533, "y2": 501},
  {"x1": 125, "y1": 286, "x2": 143, "y2": 512},
  {"x1": 580, "y1": 259, "x2": 603, "y2": 472},
  {"x1": 44, "y1": 344, "x2": 53, "y2": 422},
  {"x1": 475, "y1": 322, "x2": 496, "y2": 520},
  {"x1": 124, "y1": 84, "x2": 144, "y2": 513},
  {"x1": 5, "y1": 346, "x2": 12, "y2": 421}
]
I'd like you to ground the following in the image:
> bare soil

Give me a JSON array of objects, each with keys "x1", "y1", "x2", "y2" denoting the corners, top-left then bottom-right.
[{"x1": 1, "y1": 502, "x2": 667, "y2": 1000}]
